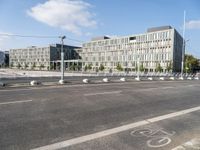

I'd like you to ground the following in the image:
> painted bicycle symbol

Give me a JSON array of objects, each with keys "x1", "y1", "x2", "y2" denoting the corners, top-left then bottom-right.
[{"x1": 130, "y1": 128, "x2": 175, "y2": 148}]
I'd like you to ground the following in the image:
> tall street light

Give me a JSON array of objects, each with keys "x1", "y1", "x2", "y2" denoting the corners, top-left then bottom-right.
[
  {"x1": 135, "y1": 55, "x2": 140, "y2": 81},
  {"x1": 59, "y1": 36, "x2": 66, "y2": 84},
  {"x1": 180, "y1": 11, "x2": 186, "y2": 80}
]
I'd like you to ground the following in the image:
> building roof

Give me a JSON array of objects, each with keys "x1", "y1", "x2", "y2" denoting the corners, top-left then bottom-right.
[
  {"x1": 91, "y1": 36, "x2": 110, "y2": 41},
  {"x1": 147, "y1": 26, "x2": 172, "y2": 33}
]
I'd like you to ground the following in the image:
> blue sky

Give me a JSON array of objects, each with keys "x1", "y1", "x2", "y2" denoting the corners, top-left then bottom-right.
[{"x1": 0, "y1": 0, "x2": 200, "y2": 58}]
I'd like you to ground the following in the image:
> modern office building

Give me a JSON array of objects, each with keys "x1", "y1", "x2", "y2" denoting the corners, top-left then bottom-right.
[
  {"x1": 9, "y1": 44, "x2": 81, "y2": 70},
  {"x1": 80, "y1": 26, "x2": 183, "y2": 72},
  {"x1": 4, "y1": 51, "x2": 9, "y2": 67},
  {"x1": 0, "y1": 51, "x2": 5, "y2": 67}
]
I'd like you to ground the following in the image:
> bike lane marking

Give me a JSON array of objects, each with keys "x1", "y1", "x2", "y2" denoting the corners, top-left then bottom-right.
[
  {"x1": 31, "y1": 106, "x2": 200, "y2": 150},
  {"x1": 130, "y1": 128, "x2": 176, "y2": 148}
]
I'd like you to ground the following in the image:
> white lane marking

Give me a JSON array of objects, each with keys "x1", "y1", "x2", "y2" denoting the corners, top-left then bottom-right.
[
  {"x1": 84, "y1": 90, "x2": 122, "y2": 96},
  {"x1": 32, "y1": 106, "x2": 200, "y2": 150},
  {"x1": 147, "y1": 106, "x2": 200, "y2": 123},
  {"x1": 0, "y1": 100, "x2": 32, "y2": 105},
  {"x1": 128, "y1": 86, "x2": 175, "y2": 92},
  {"x1": 160, "y1": 86, "x2": 174, "y2": 89},
  {"x1": 172, "y1": 138, "x2": 200, "y2": 150}
]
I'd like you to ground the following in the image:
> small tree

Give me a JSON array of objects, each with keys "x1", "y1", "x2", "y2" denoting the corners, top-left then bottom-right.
[
  {"x1": 166, "y1": 61, "x2": 172, "y2": 72},
  {"x1": 40, "y1": 64, "x2": 45, "y2": 70},
  {"x1": 50, "y1": 63, "x2": 54, "y2": 70},
  {"x1": 70, "y1": 64, "x2": 77, "y2": 71},
  {"x1": 24, "y1": 63, "x2": 28, "y2": 70},
  {"x1": 17, "y1": 63, "x2": 21, "y2": 69},
  {"x1": 139, "y1": 64, "x2": 145, "y2": 72},
  {"x1": 116, "y1": 63, "x2": 123, "y2": 71},
  {"x1": 84, "y1": 65, "x2": 88, "y2": 71},
  {"x1": 10, "y1": 62, "x2": 13, "y2": 68},
  {"x1": 99, "y1": 64, "x2": 105, "y2": 71},
  {"x1": 184, "y1": 54, "x2": 199, "y2": 73},
  {"x1": 88, "y1": 64, "x2": 92, "y2": 70},
  {"x1": 155, "y1": 63, "x2": 162, "y2": 72},
  {"x1": 32, "y1": 62, "x2": 36, "y2": 70}
]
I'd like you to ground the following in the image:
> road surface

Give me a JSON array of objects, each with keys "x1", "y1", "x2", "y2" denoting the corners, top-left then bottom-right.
[{"x1": 0, "y1": 80, "x2": 200, "y2": 150}]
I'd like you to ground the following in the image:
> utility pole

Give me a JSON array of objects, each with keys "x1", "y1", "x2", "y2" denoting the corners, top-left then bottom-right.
[
  {"x1": 59, "y1": 36, "x2": 66, "y2": 84},
  {"x1": 180, "y1": 11, "x2": 186, "y2": 80},
  {"x1": 136, "y1": 55, "x2": 140, "y2": 81}
]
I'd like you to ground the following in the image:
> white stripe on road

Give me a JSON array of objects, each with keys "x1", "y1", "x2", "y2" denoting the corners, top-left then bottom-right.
[
  {"x1": 0, "y1": 100, "x2": 32, "y2": 105},
  {"x1": 32, "y1": 106, "x2": 200, "y2": 150},
  {"x1": 84, "y1": 90, "x2": 122, "y2": 96},
  {"x1": 129, "y1": 86, "x2": 175, "y2": 92}
]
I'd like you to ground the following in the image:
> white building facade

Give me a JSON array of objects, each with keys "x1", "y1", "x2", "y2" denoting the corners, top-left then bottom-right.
[
  {"x1": 9, "y1": 44, "x2": 80, "y2": 70},
  {"x1": 80, "y1": 26, "x2": 183, "y2": 72}
]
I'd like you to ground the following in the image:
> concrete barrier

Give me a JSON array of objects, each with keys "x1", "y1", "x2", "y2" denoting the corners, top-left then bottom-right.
[
  {"x1": 83, "y1": 78, "x2": 89, "y2": 83},
  {"x1": 102, "y1": 78, "x2": 109, "y2": 82},
  {"x1": 169, "y1": 77, "x2": 175, "y2": 80},
  {"x1": 187, "y1": 77, "x2": 192, "y2": 80},
  {"x1": 58, "y1": 79, "x2": 66, "y2": 84},
  {"x1": 135, "y1": 77, "x2": 140, "y2": 81},
  {"x1": 194, "y1": 77, "x2": 199, "y2": 80},
  {"x1": 30, "y1": 80, "x2": 41, "y2": 86},
  {"x1": 179, "y1": 77, "x2": 184, "y2": 80},
  {"x1": 120, "y1": 77, "x2": 126, "y2": 82},
  {"x1": 148, "y1": 77, "x2": 153, "y2": 81},
  {"x1": 159, "y1": 77, "x2": 165, "y2": 80}
]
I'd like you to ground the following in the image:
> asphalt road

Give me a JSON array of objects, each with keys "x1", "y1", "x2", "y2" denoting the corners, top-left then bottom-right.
[{"x1": 0, "y1": 80, "x2": 200, "y2": 150}]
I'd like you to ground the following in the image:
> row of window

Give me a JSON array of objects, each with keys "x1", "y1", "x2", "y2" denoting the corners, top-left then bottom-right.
[
  {"x1": 83, "y1": 53, "x2": 172, "y2": 62},
  {"x1": 10, "y1": 58, "x2": 50, "y2": 62},
  {"x1": 83, "y1": 61, "x2": 171, "y2": 68},
  {"x1": 83, "y1": 30, "x2": 172, "y2": 47},
  {"x1": 83, "y1": 42, "x2": 172, "y2": 53}
]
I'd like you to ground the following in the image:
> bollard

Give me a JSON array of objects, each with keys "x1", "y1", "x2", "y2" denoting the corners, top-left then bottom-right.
[
  {"x1": 30, "y1": 80, "x2": 41, "y2": 86},
  {"x1": 102, "y1": 78, "x2": 109, "y2": 82},
  {"x1": 59, "y1": 79, "x2": 66, "y2": 84},
  {"x1": 135, "y1": 77, "x2": 140, "y2": 81},
  {"x1": 120, "y1": 77, "x2": 126, "y2": 82},
  {"x1": 179, "y1": 77, "x2": 184, "y2": 80},
  {"x1": 83, "y1": 78, "x2": 89, "y2": 83},
  {"x1": 159, "y1": 77, "x2": 165, "y2": 80},
  {"x1": 148, "y1": 77, "x2": 153, "y2": 81}
]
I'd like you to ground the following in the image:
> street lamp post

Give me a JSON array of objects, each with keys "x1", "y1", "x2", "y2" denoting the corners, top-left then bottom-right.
[
  {"x1": 59, "y1": 36, "x2": 66, "y2": 84},
  {"x1": 180, "y1": 11, "x2": 186, "y2": 80},
  {"x1": 136, "y1": 55, "x2": 140, "y2": 81},
  {"x1": 180, "y1": 39, "x2": 189, "y2": 79}
]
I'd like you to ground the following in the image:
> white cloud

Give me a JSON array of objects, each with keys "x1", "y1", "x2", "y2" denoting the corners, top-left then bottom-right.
[
  {"x1": 185, "y1": 20, "x2": 200, "y2": 29},
  {"x1": 27, "y1": 0, "x2": 97, "y2": 35}
]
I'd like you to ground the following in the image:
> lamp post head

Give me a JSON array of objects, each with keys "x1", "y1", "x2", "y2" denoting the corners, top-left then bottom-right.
[
  {"x1": 62, "y1": 36, "x2": 66, "y2": 40},
  {"x1": 59, "y1": 36, "x2": 66, "y2": 40}
]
